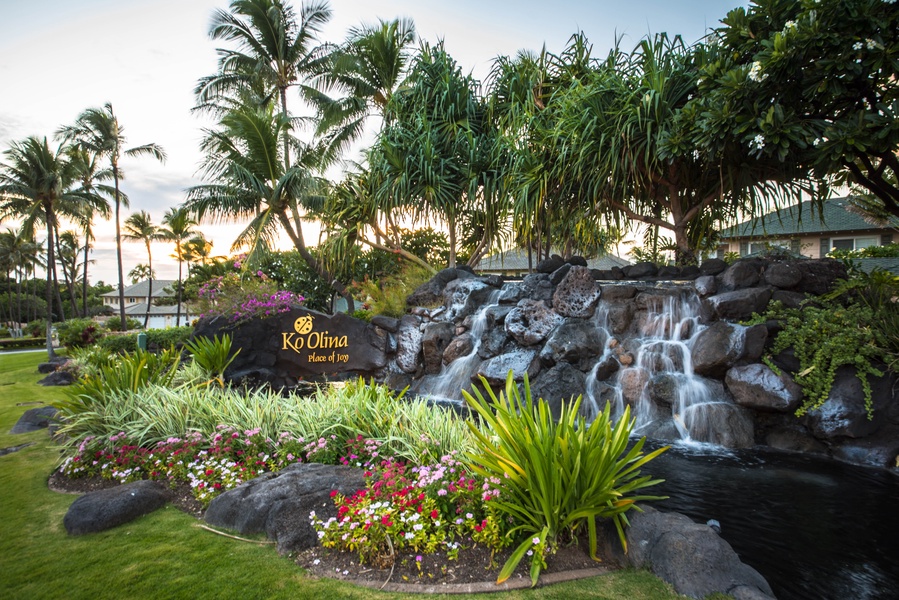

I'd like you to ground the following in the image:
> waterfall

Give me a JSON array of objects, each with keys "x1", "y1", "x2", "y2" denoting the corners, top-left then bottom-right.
[{"x1": 417, "y1": 288, "x2": 501, "y2": 402}]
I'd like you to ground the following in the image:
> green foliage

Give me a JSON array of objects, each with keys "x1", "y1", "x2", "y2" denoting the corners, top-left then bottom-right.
[
  {"x1": 828, "y1": 243, "x2": 899, "y2": 260},
  {"x1": 97, "y1": 333, "x2": 139, "y2": 354},
  {"x1": 463, "y1": 372, "x2": 668, "y2": 586},
  {"x1": 0, "y1": 337, "x2": 45, "y2": 349},
  {"x1": 67, "y1": 346, "x2": 118, "y2": 378},
  {"x1": 183, "y1": 334, "x2": 240, "y2": 387},
  {"x1": 723, "y1": 251, "x2": 741, "y2": 264},
  {"x1": 57, "y1": 318, "x2": 104, "y2": 350},
  {"x1": 26, "y1": 319, "x2": 46, "y2": 337},
  {"x1": 194, "y1": 270, "x2": 302, "y2": 324},
  {"x1": 351, "y1": 309, "x2": 372, "y2": 322},
  {"x1": 0, "y1": 326, "x2": 9, "y2": 338},
  {"x1": 259, "y1": 250, "x2": 332, "y2": 313},
  {"x1": 146, "y1": 326, "x2": 192, "y2": 350},
  {"x1": 353, "y1": 264, "x2": 432, "y2": 317},
  {"x1": 753, "y1": 300, "x2": 886, "y2": 418},
  {"x1": 104, "y1": 316, "x2": 143, "y2": 331}
]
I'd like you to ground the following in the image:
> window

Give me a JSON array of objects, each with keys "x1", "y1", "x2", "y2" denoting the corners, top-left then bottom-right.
[{"x1": 831, "y1": 236, "x2": 879, "y2": 252}]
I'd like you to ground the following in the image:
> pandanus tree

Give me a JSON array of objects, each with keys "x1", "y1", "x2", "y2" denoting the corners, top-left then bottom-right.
[
  {"x1": 57, "y1": 103, "x2": 166, "y2": 330},
  {"x1": 123, "y1": 210, "x2": 161, "y2": 328},
  {"x1": 158, "y1": 207, "x2": 198, "y2": 327},
  {"x1": 0, "y1": 137, "x2": 104, "y2": 357}
]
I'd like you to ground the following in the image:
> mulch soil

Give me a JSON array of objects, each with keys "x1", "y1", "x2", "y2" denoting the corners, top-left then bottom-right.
[{"x1": 47, "y1": 470, "x2": 611, "y2": 589}]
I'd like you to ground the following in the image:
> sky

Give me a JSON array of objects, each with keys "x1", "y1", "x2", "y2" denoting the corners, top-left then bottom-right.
[{"x1": 0, "y1": 0, "x2": 741, "y2": 284}]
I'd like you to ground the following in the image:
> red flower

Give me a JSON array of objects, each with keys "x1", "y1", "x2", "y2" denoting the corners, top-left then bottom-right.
[
  {"x1": 205, "y1": 469, "x2": 214, "y2": 476},
  {"x1": 430, "y1": 510, "x2": 439, "y2": 519},
  {"x1": 330, "y1": 490, "x2": 338, "y2": 497}
]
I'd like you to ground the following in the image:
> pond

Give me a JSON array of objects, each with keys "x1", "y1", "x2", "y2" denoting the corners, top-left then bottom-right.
[{"x1": 646, "y1": 443, "x2": 899, "y2": 600}]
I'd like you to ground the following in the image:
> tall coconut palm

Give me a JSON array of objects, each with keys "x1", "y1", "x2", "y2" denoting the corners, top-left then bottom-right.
[
  {"x1": 57, "y1": 103, "x2": 166, "y2": 330},
  {"x1": 0, "y1": 137, "x2": 101, "y2": 357},
  {"x1": 313, "y1": 17, "x2": 416, "y2": 156},
  {"x1": 158, "y1": 207, "x2": 197, "y2": 327},
  {"x1": 56, "y1": 230, "x2": 82, "y2": 318},
  {"x1": 123, "y1": 210, "x2": 161, "y2": 328},
  {"x1": 181, "y1": 234, "x2": 213, "y2": 276}
]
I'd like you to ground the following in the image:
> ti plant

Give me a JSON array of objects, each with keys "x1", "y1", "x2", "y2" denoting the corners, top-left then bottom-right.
[{"x1": 463, "y1": 372, "x2": 668, "y2": 586}]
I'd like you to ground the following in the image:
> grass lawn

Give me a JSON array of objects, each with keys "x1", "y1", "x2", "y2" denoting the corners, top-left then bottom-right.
[{"x1": 0, "y1": 352, "x2": 695, "y2": 600}]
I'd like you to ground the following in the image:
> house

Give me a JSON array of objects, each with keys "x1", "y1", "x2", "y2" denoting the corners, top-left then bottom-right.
[
  {"x1": 476, "y1": 248, "x2": 630, "y2": 277},
  {"x1": 717, "y1": 197, "x2": 898, "y2": 260},
  {"x1": 101, "y1": 279, "x2": 192, "y2": 329}
]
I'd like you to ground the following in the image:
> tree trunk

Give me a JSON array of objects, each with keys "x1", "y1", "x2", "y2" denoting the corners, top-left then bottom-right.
[
  {"x1": 175, "y1": 254, "x2": 182, "y2": 327},
  {"x1": 44, "y1": 212, "x2": 55, "y2": 359},
  {"x1": 145, "y1": 242, "x2": 153, "y2": 329},
  {"x1": 82, "y1": 234, "x2": 90, "y2": 317},
  {"x1": 114, "y1": 169, "x2": 127, "y2": 331}
]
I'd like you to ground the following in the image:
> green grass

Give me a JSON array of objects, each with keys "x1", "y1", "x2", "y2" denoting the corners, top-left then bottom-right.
[{"x1": 0, "y1": 353, "x2": 692, "y2": 600}]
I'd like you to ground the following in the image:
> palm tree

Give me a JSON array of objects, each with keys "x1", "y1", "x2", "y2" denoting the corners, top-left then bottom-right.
[
  {"x1": 56, "y1": 230, "x2": 82, "y2": 318},
  {"x1": 158, "y1": 207, "x2": 197, "y2": 326},
  {"x1": 181, "y1": 234, "x2": 213, "y2": 277},
  {"x1": 123, "y1": 210, "x2": 161, "y2": 328},
  {"x1": 313, "y1": 17, "x2": 416, "y2": 156},
  {"x1": 0, "y1": 136, "x2": 100, "y2": 357},
  {"x1": 128, "y1": 263, "x2": 155, "y2": 284},
  {"x1": 57, "y1": 103, "x2": 166, "y2": 330}
]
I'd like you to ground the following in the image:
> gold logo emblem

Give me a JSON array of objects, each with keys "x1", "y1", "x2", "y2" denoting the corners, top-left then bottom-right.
[{"x1": 294, "y1": 315, "x2": 313, "y2": 334}]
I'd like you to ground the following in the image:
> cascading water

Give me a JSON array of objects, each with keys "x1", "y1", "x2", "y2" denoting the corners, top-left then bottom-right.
[
  {"x1": 583, "y1": 287, "x2": 730, "y2": 444},
  {"x1": 417, "y1": 288, "x2": 501, "y2": 401}
]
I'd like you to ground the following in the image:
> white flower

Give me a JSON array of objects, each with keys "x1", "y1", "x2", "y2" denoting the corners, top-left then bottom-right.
[
  {"x1": 532, "y1": 537, "x2": 541, "y2": 545},
  {"x1": 867, "y1": 39, "x2": 878, "y2": 50},
  {"x1": 747, "y1": 61, "x2": 767, "y2": 83},
  {"x1": 853, "y1": 42, "x2": 863, "y2": 51},
  {"x1": 783, "y1": 20, "x2": 796, "y2": 30},
  {"x1": 405, "y1": 532, "x2": 415, "y2": 540},
  {"x1": 750, "y1": 134, "x2": 766, "y2": 151},
  {"x1": 312, "y1": 559, "x2": 320, "y2": 565}
]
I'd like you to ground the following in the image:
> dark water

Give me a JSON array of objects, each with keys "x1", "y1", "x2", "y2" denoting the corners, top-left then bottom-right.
[{"x1": 644, "y1": 443, "x2": 899, "y2": 600}]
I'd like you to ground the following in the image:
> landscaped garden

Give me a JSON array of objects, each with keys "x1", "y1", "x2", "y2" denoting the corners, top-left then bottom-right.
[{"x1": 0, "y1": 350, "x2": 712, "y2": 599}]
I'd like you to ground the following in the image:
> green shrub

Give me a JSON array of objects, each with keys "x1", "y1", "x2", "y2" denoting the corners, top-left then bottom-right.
[
  {"x1": 26, "y1": 319, "x2": 46, "y2": 337},
  {"x1": 0, "y1": 326, "x2": 9, "y2": 338},
  {"x1": 463, "y1": 372, "x2": 668, "y2": 586},
  {"x1": 0, "y1": 337, "x2": 45, "y2": 349},
  {"x1": 146, "y1": 326, "x2": 192, "y2": 350},
  {"x1": 183, "y1": 334, "x2": 240, "y2": 387},
  {"x1": 67, "y1": 346, "x2": 118, "y2": 378},
  {"x1": 353, "y1": 264, "x2": 433, "y2": 317},
  {"x1": 57, "y1": 318, "x2": 104, "y2": 350},
  {"x1": 97, "y1": 334, "x2": 139, "y2": 354},
  {"x1": 105, "y1": 316, "x2": 144, "y2": 331}
]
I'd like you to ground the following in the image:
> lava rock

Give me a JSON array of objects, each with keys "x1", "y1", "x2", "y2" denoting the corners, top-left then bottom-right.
[
  {"x1": 592, "y1": 354, "x2": 621, "y2": 381},
  {"x1": 720, "y1": 259, "x2": 763, "y2": 290},
  {"x1": 691, "y1": 322, "x2": 749, "y2": 378},
  {"x1": 549, "y1": 263, "x2": 572, "y2": 285},
  {"x1": 540, "y1": 319, "x2": 605, "y2": 365},
  {"x1": 504, "y1": 299, "x2": 563, "y2": 346},
  {"x1": 794, "y1": 259, "x2": 847, "y2": 296},
  {"x1": 725, "y1": 364, "x2": 802, "y2": 412},
  {"x1": 10, "y1": 406, "x2": 59, "y2": 434},
  {"x1": 705, "y1": 287, "x2": 772, "y2": 321},
  {"x1": 801, "y1": 366, "x2": 892, "y2": 440},
  {"x1": 205, "y1": 462, "x2": 367, "y2": 554},
  {"x1": 421, "y1": 322, "x2": 455, "y2": 374},
  {"x1": 771, "y1": 290, "x2": 807, "y2": 309},
  {"x1": 370, "y1": 315, "x2": 399, "y2": 333},
  {"x1": 395, "y1": 314, "x2": 424, "y2": 374},
  {"x1": 64, "y1": 480, "x2": 170, "y2": 535},
  {"x1": 37, "y1": 370, "x2": 76, "y2": 386},
  {"x1": 529, "y1": 363, "x2": 587, "y2": 419},
  {"x1": 764, "y1": 262, "x2": 802, "y2": 289},
  {"x1": 693, "y1": 275, "x2": 717, "y2": 297},
  {"x1": 699, "y1": 258, "x2": 728, "y2": 276},
  {"x1": 476, "y1": 348, "x2": 540, "y2": 384},
  {"x1": 552, "y1": 266, "x2": 602, "y2": 318},
  {"x1": 599, "y1": 284, "x2": 637, "y2": 301},
  {"x1": 442, "y1": 333, "x2": 473, "y2": 365},
  {"x1": 536, "y1": 256, "x2": 565, "y2": 274},
  {"x1": 406, "y1": 267, "x2": 462, "y2": 306},
  {"x1": 520, "y1": 273, "x2": 555, "y2": 302},
  {"x1": 625, "y1": 261, "x2": 659, "y2": 278}
]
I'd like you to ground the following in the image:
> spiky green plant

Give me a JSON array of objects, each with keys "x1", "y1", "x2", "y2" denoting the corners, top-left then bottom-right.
[
  {"x1": 183, "y1": 333, "x2": 240, "y2": 387},
  {"x1": 463, "y1": 372, "x2": 668, "y2": 587}
]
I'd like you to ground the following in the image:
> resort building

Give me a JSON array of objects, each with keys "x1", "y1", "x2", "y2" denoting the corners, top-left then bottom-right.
[{"x1": 101, "y1": 279, "x2": 191, "y2": 329}]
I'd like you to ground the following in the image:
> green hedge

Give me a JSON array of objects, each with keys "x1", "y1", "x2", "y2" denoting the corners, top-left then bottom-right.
[{"x1": 0, "y1": 338, "x2": 46, "y2": 350}]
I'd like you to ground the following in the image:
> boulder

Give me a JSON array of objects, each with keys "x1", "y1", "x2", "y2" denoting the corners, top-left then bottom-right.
[
  {"x1": 684, "y1": 401, "x2": 755, "y2": 448},
  {"x1": 421, "y1": 322, "x2": 455, "y2": 374},
  {"x1": 764, "y1": 262, "x2": 802, "y2": 289},
  {"x1": 442, "y1": 278, "x2": 494, "y2": 322},
  {"x1": 504, "y1": 299, "x2": 563, "y2": 346},
  {"x1": 794, "y1": 259, "x2": 847, "y2": 296},
  {"x1": 406, "y1": 267, "x2": 463, "y2": 306},
  {"x1": 678, "y1": 265, "x2": 701, "y2": 280},
  {"x1": 618, "y1": 367, "x2": 650, "y2": 405},
  {"x1": 567, "y1": 255, "x2": 588, "y2": 267},
  {"x1": 648, "y1": 373, "x2": 680, "y2": 407},
  {"x1": 11, "y1": 406, "x2": 58, "y2": 434},
  {"x1": 699, "y1": 258, "x2": 728, "y2": 276},
  {"x1": 540, "y1": 319, "x2": 605, "y2": 365},
  {"x1": 741, "y1": 325, "x2": 768, "y2": 362},
  {"x1": 477, "y1": 327, "x2": 508, "y2": 359},
  {"x1": 484, "y1": 305, "x2": 513, "y2": 328},
  {"x1": 536, "y1": 256, "x2": 566, "y2": 274},
  {"x1": 691, "y1": 322, "x2": 747, "y2": 378},
  {"x1": 830, "y1": 424, "x2": 899, "y2": 468},
  {"x1": 764, "y1": 426, "x2": 828, "y2": 455},
  {"x1": 771, "y1": 290, "x2": 807, "y2": 309},
  {"x1": 395, "y1": 314, "x2": 424, "y2": 374},
  {"x1": 549, "y1": 263, "x2": 572, "y2": 285},
  {"x1": 529, "y1": 363, "x2": 587, "y2": 420},
  {"x1": 625, "y1": 261, "x2": 658, "y2": 278},
  {"x1": 705, "y1": 287, "x2": 772, "y2": 321},
  {"x1": 370, "y1": 315, "x2": 399, "y2": 333},
  {"x1": 720, "y1": 260, "x2": 763, "y2": 290},
  {"x1": 801, "y1": 366, "x2": 891, "y2": 440},
  {"x1": 604, "y1": 302, "x2": 636, "y2": 335},
  {"x1": 64, "y1": 480, "x2": 170, "y2": 535},
  {"x1": 442, "y1": 333, "x2": 473, "y2": 365},
  {"x1": 520, "y1": 273, "x2": 555, "y2": 302},
  {"x1": 615, "y1": 507, "x2": 775, "y2": 600},
  {"x1": 476, "y1": 348, "x2": 540, "y2": 385},
  {"x1": 552, "y1": 265, "x2": 601, "y2": 318},
  {"x1": 37, "y1": 370, "x2": 76, "y2": 386},
  {"x1": 693, "y1": 275, "x2": 717, "y2": 297},
  {"x1": 725, "y1": 364, "x2": 802, "y2": 412},
  {"x1": 592, "y1": 354, "x2": 621, "y2": 381},
  {"x1": 37, "y1": 357, "x2": 68, "y2": 374},
  {"x1": 599, "y1": 284, "x2": 637, "y2": 301},
  {"x1": 205, "y1": 462, "x2": 368, "y2": 554},
  {"x1": 497, "y1": 282, "x2": 527, "y2": 304}
]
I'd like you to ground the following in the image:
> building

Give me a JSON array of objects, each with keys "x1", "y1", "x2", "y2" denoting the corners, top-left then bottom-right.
[
  {"x1": 717, "y1": 197, "x2": 898, "y2": 259},
  {"x1": 475, "y1": 248, "x2": 630, "y2": 277},
  {"x1": 101, "y1": 279, "x2": 192, "y2": 329}
]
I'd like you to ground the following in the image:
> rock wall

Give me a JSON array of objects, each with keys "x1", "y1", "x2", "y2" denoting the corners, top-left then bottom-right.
[{"x1": 390, "y1": 257, "x2": 899, "y2": 470}]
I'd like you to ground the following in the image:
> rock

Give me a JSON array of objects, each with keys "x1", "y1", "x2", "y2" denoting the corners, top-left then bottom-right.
[
  {"x1": 658, "y1": 265, "x2": 681, "y2": 278},
  {"x1": 520, "y1": 273, "x2": 555, "y2": 302},
  {"x1": 618, "y1": 367, "x2": 650, "y2": 405},
  {"x1": 64, "y1": 480, "x2": 170, "y2": 535},
  {"x1": 705, "y1": 287, "x2": 772, "y2": 321},
  {"x1": 604, "y1": 302, "x2": 636, "y2": 336},
  {"x1": 567, "y1": 255, "x2": 588, "y2": 267},
  {"x1": 801, "y1": 366, "x2": 891, "y2": 440},
  {"x1": 536, "y1": 256, "x2": 565, "y2": 274},
  {"x1": 620, "y1": 506, "x2": 775, "y2": 600},
  {"x1": 625, "y1": 261, "x2": 658, "y2": 278},
  {"x1": 552, "y1": 265, "x2": 601, "y2": 318},
  {"x1": 764, "y1": 262, "x2": 802, "y2": 288},
  {"x1": 678, "y1": 265, "x2": 701, "y2": 280},
  {"x1": 37, "y1": 370, "x2": 76, "y2": 386},
  {"x1": 370, "y1": 315, "x2": 399, "y2": 333},
  {"x1": 477, "y1": 327, "x2": 508, "y2": 359},
  {"x1": 11, "y1": 406, "x2": 58, "y2": 434},
  {"x1": 794, "y1": 259, "x2": 847, "y2": 296},
  {"x1": 830, "y1": 424, "x2": 899, "y2": 468},
  {"x1": 504, "y1": 299, "x2": 563, "y2": 346},
  {"x1": 529, "y1": 363, "x2": 587, "y2": 419},
  {"x1": 442, "y1": 278, "x2": 493, "y2": 322},
  {"x1": 687, "y1": 402, "x2": 755, "y2": 448},
  {"x1": 764, "y1": 426, "x2": 828, "y2": 454},
  {"x1": 741, "y1": 325, "x2": 768, "y2": 362},
  {"x1": 648, "y1": 373, "x2": 680, "y2": 407},
  {"x1": 694, "y1": 275, "x2": 717, "y2": 297},
  {"x1": 699, "y1": 258, "x2": 728, "y2": 276},
  {"x1": 478, "y1": 274, "x2": 504, "y2": 288},
  {"x1": 421, "y1": 322, "x2": 455, "y2": 374},
  {"x1": 540, "y1": 319, "x2": 605, "y2": 365},
  {"x1": 484, "y1": 305, "x2": 513, "y2": 328},
  {"x1": 720, "y1": 260, "x2": 763, "y2": 290},
  {"x1": 395, "y1": 315, "x2": 423, "y2": 374},
  {"x1": 771, "y1": 290, "x2": 807, "y2": 309},
  {"x1": 497, "y1": 282, "x2": 527, "y2": 304},
  {"x1": 726, "y1": 364, "x2": 802, "y2": 412},
  {"x1": 476, "y1": 348, "x2": 540, "y2": 385},
  {"x1": 443, "y1": 333, "x2": 474, "y2": 365},
  {"x1": 592, "y1": 354, "x2": 620, "y2": 381},
  {"x1": 205, "y1": 462, "x2": 367, "y2": 554},
  {"x1": 599, "y1": 284, "x2": 637, "y2": 301},
  {"x1": 549, "y1": 263, "x2": 572, "y2": 285},
  {"x1": 406, "y1": 267, "x2": 467, "y2": 306},
  {"x1": 691, "y1": 322, "x2": 747, "y2": 378}
]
